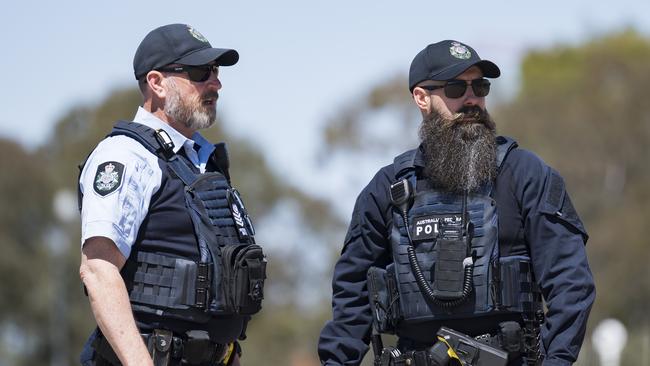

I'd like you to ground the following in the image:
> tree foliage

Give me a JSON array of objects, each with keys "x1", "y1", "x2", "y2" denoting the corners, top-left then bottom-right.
[{"x1": 0, "y1": 139, "x2": 55, "y2": 365}]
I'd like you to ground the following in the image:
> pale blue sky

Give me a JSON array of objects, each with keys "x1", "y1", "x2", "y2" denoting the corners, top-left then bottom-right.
[{"x1": 1, "y1": 0, "x2": 649, "y2": 199}]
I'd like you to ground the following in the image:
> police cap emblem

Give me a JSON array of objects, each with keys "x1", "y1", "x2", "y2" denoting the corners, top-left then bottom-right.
[
  {"x1": 449, "y1": 42, "x2": 471, "y2": 60},
  {"x1": 187, "y1": 26, "x2": 209, "y2": 43},
  {"x1": 93, "y1": 161, "x2": 125, "y2": 197}
]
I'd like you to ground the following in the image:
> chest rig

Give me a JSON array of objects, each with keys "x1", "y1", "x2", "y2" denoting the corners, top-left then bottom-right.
[
  {"x1": 368, "y1": 137, "x2": 540, "y2": 332},
  {"x1": 108, "y1": 121, "x2": 266, "y2": 323}
]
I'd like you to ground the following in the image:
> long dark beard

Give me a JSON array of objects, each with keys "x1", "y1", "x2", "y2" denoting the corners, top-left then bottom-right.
[{"x1": 419, "y1": 106, "x2": 497, "y2": 193}]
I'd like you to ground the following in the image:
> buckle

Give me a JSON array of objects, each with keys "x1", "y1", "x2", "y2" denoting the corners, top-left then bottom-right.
[
  {"x1": 195, "y1": 263, "x2": 210, "y2": 308},
  {"x1": 154, "y1": 129, "x2": 175, "y2": 159}
]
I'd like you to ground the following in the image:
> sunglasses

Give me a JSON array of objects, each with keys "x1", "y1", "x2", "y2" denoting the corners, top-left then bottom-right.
[
  {"x1": 419, "y1": 78, "x2": 491, "y2": 98},
  {"x1": 157, "y1": 64, "x2": 219, "y2": 82}
]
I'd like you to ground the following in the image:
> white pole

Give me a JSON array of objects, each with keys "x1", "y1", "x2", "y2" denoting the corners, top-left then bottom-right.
[{"x1": 592, "y1": 318, "x2": 628, "y2": 366}]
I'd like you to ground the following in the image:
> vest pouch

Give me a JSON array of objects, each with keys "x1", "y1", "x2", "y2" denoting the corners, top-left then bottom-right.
[
  {"x1": 367, "y1": 264, "x2": 402, "y2": 334},
  {"x1": 128, "y1": 252, "x2": 213, "y2": 323},
  {"x1": 432, "y1": 238, "x2": 467, "y2": 300},
  {"x1": 221, "y1": 244, "x2": 267, "y2": 315},
  {"x1": 498, "y1": 256, "x2": 533, "y2": 311},
  {"x1": 368, "y1": 266, "x2": 391, "y2": 333},
  {"x1": 129, "y1": 252, "x2": 199, "y2": 310}
]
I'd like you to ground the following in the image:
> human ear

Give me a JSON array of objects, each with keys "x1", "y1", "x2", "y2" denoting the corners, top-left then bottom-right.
[
  {"x1": 146, "y1": 71, "x2": 166, "y2": 99},
  {"x1": 412, "y1": 87, "x2": 431, "y2": 113}
]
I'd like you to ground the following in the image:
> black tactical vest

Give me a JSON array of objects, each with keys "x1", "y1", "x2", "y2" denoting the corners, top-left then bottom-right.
[
  {"x1": 80, "y1": 121, "x2": 266, "y2": 337},
  {"x1": 368, "y1": 137, "x2": 540, "y2": 333}
]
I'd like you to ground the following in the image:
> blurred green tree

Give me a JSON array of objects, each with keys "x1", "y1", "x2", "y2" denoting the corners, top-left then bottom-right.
[{"x1": 0, "y1": 139, "x2": 55, "y2": 365}]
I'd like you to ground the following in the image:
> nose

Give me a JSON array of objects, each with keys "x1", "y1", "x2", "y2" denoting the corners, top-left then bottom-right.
[
  {"x1": 463, "y1": 84, "x2": 479, "y2": 106},
  {"x1": 206, "y1": 71, "x2": 222, "y2": 90}
]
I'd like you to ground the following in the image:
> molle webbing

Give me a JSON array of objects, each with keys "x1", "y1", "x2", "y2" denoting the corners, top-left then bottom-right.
[
  {"x1": 129, "y1": 252, "x2": 205, "y2": 309},
  {"x1": 388, "y1": 137, "x2": 529, "y2": 323}
]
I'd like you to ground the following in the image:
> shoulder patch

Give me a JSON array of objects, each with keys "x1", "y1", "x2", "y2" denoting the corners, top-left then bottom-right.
[{"x1": 93, "y1": 161, "x2": 125, "y2": 196}]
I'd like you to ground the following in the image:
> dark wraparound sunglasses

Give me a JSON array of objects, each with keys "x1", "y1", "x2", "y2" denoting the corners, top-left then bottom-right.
[
  {"x1": 157, "y1": 64, "x2": 219, "y2": 82},
  {"x1": 419, "y1": 78, "x2": 491, "y2": 98}
]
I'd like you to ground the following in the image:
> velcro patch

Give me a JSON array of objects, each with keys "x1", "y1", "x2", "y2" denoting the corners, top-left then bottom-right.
[
  {"x1": 411, "y1": 213, "x2": 462, "y2": 242},
  {"x1": 93, "y1": 161, "x2": 125, "y2": 197},
  {"x1": 227, "y1": 189, "x2": 252, "y2": 240}
]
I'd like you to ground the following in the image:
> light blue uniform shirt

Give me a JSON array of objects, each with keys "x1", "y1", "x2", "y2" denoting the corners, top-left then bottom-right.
[{"x1": 79, "y1": 107, "x2": 215, "y2": 258}]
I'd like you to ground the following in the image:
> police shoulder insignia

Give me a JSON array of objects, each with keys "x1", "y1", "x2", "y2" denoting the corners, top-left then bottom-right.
[
  {"x1": 93, "y1": 161, "x2": 125, "y2": 197},
  {"x1": 187, "y1": 25, "x2": 209, "y2": 43},
  {"x1": 449, "y1": 42, "x2": 471, "y2": 60}
]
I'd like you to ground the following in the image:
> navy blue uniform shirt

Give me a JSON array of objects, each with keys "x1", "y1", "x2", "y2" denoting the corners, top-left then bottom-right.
[{"x1": 318, "y1": 142, "x2": 595, "y2": 366}]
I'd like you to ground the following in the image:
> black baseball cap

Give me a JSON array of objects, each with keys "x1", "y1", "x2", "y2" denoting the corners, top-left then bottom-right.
[
  {"x1": 133, "y1": 23, "x2": 239, "y2": 80},
  {"x1": 408, "y1": 40, "x2": 500, "y2": 92}
]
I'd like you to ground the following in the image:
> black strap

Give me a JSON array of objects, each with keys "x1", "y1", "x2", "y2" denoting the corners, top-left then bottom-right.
[
  {"x1": 92, "y1": 330, "x2": 233, "y2": 366},
  {"x1": 79, "y1": 120, "x2": 233, "y2": 211},
  {"x1": 110, "y1": 121, "x2": 170, "y2": 159},
  {"x1": 211, "y1": 142, "x2": 231, "y2": 183},
  {"x1": 112, "y1": 121, "x2": 233, "y2": 189},
  {"x1": 393, "y1": 148, "x2": 419, "y2": 180},
  {"x1": 495, "y1": 136, "x2": 518, "y2": 171},
  {"x1": 519, "y1": 262, "x2": 543, "y2": 365}
]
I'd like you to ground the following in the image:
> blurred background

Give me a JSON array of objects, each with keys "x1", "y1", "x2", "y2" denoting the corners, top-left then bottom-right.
[{"x1": 1, "y1": 1, "x2": 649, "y2": 365}]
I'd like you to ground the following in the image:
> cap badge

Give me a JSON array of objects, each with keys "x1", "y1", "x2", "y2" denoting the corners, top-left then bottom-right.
[
  {"x1": 449, "y1": 42, "x2": 471, "y2": 60},
  {"x1": 187, "y1": 26, "x2": 209, "y2": 43}
]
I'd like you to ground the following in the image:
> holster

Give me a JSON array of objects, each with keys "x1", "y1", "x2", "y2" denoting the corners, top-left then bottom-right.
[
  {"x1": 367, "y1": 265, "x2": 401, "y2": 334},
  {"x1": 149, "y1": 329, "x2": 173, "y2": 366},
  {"x1": 91, "y1": 329, "x2": 236, "y2": 366}
]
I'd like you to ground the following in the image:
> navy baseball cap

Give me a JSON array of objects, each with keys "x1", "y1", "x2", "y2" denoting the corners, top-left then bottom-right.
[
  {"x1": 408, "y1": 40, "x2": 500, "y2": 92},
  {"x1": 133, "y1": 23, "x2": 239, "y2": 80}
]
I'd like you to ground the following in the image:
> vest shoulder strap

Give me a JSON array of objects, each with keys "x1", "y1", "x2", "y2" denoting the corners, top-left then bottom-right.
[
  {"x1": 496, "y1": 136, "x2": 518, "y2": 170},
  {"x1": 109, "y1": 121, "x2": 168, "y2": 159},
  {"x1": 110, "y1": 121, "x2": 232, "y2": 184},
  {"x1": 393, "y1": 148, "x2": 418, "y2": 181},
  {"x1": 109, "y1": 121, "x2": 200, "y2": 186},
  {"x1": 212, "y1": 142, "x2": 231, "y2": 183}
]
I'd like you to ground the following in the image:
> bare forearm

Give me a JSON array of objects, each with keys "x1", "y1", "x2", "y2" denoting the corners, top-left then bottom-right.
[{"x1": 81, "y1": 257, "x2": 153, "y2": 366}]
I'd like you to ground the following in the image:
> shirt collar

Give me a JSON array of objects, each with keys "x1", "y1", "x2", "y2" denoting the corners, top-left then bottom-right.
[
  {"x1": 190, "y1": 131, "x2": 215, "y2": 156},
  {"x1": 133, "y1": 107, "x2": 188, "y2": 154}
]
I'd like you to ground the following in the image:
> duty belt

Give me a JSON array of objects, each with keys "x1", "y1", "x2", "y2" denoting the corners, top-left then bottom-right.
[
  {"x1": 92, "y1": 329, "x2": 236, "y2": 366},
  {"x1": 373, "y1": 323, "x2": 529, "y2": 366}
]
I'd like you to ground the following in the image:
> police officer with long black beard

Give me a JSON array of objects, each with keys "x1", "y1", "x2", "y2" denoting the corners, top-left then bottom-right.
[
  {"x1": 78, "y1": 24, "x2": 266, "y2": 366},
  {"x1": 318, "y1": 41, "x2": 595, "y2": 366}
]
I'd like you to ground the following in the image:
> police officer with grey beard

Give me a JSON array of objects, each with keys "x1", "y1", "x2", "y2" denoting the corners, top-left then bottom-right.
[
  {"x1": 78, "y1": 24, "x2": 266, "y2": 366},
  {"x1": 318, "y1": 40, "x2": 595, "y2": 366}
]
